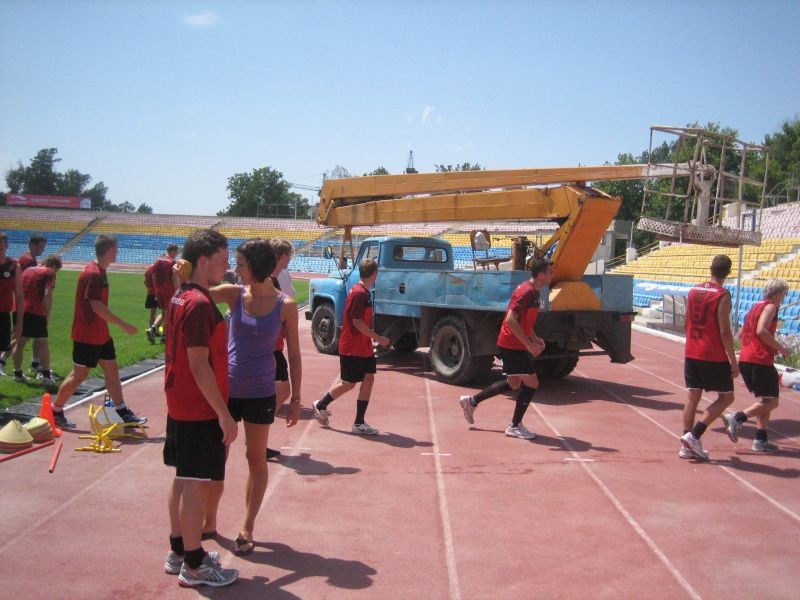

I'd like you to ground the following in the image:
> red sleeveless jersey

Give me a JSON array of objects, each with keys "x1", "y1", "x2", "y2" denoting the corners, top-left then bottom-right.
[
  {"x1": 339, "y1": 282, "x2": 374, "y2": 357},
  {"x1": 685, "y1": 282, "x2": 729, "y2": 361},
  {"x1": 738, "y1": 300, "x2": 778, "y2": 366}
]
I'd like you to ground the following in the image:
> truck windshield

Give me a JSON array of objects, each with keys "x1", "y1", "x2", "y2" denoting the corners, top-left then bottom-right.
[{"x1": 392, "y1": 246, "x2": 448, "y2": 263}]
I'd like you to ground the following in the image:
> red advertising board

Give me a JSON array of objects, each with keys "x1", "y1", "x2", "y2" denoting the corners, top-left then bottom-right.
[{"x1": 6, "y1": 194, "x2": 91, "y2": 209}]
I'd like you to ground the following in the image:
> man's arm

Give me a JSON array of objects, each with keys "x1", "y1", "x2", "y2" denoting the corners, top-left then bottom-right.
[
  {"x1": 12, "y1": 264, "x2": 23, "y2": 338},
  {"x1": 756, "y1": 304, "x2": 790, "y2": 356},
  {"x1": 186, "y1": 346, "x2": 238, "y2": 445},
  {"x1": 282, "y1": 298, "x2": 302, "y2": 427},
  {"x1": 716, "y1": 293, "x2": 739, "y2": 377},
  {"x1": 207, "y1": 283, "x2": 241, "y2": 306},
  {"x1": 89, "y1": 300, "x2": 137, "y2": 336},
  {"x1": 503, "y1": 310, "x2": 543, "y2": 356},
  {"x1": 353, "y1": 319, "x2": 390, "y2": 347}
]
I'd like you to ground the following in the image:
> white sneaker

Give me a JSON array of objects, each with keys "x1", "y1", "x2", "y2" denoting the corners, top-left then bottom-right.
[
  {"x1": 459, "y1": 395, "x2": 475, "y2": 424},
  {"x1": 178, "y1": 551, "x2": 237, "y2": 588},
  {"x1": 678, "y1": 447, "x2": 695, "y2": 459},
  {"x1": 312, "y1": 400, "x2": 330, "y2": 427},
  {"x1": 40, "y1": 376, "x2": 56, "y2": 386},
  {"x1": 721, "y1": 413, "x2": 741, "y2": 443},
  {"x1": 751, "y1": 439, "x2": 779, "y2": 453},
  {"x1": 680, "y1": 432, "x2": 709, "y2": 459},
  {"x1": 13, "y1": 373, "x2": 31, "y2": 383},
  {"x1": 505, "y1": 423, "x2": 536, "y2": 440},
  {"x1": 351, "y1": 422, "x2": 379, "y2": 435},
  {"x1": 164, "y1": 551, "x2": 183, "y2": 575}
]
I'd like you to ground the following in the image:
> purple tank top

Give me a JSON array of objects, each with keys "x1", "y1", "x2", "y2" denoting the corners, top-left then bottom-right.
[{"x1": 228, "y1": 287, "x2": 284, "y2": 398}]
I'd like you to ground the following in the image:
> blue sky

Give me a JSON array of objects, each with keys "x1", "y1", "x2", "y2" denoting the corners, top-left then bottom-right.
[{"x1": 1, "y1": 1, "x2": 798, "y2": 216}]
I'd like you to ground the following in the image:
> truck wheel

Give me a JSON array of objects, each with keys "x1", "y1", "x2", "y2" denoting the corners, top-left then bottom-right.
[
  {"x1": 393, "y1": 332, "x2": 418, "y2": 353},
  {"x1": 430, "y1": 315, "x2": 479, "y2": 385},
  {"x1": 537, "y1": 344, "x2": 579, "y2": 380},
  {"x1": 311, "y1": 303, "x2": 339, "y2": 355}
]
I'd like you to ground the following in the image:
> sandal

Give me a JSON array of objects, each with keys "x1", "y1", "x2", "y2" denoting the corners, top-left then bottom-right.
[
  {"x1": 233, "y1": 533, "x2": 255, "y2": 556},
  {"x1": 201, "y1": 530, "x2": 218, "y2": 541}
]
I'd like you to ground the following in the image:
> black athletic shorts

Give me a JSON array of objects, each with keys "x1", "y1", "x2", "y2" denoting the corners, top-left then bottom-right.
[
  {"x1": 739, "y1": 362, "x2": 779, "y2": 399},
  {"x1": 144, "y1": 294, "x2": 158, "y2": 309},
  {"x1": 228, "y1": 395, "x2": 277, "y2": 425},
  {"x1": 16, "y1": 313, "x2": 48, "y2": 339},
  {"x1": 163, "y1": 416, "x2": 226, "y2": 481},
  {"x1": 340, "y1": 354, "x2": 377, "y2": 383},
  {"x1": 73, "y1": 339, "x2": 116, "y2": 368},
  {"x1": 499, "y1": 347, "x2": 538, "y2": 376},
  {"x1": 0, "y1": 311, "x2": 10, "y2": 351},
  {"x1": 274, "y1": 350, "x2": 289, "y2": 382},
  {"x1": 684, "y1": 357, "x2": 734, "y2": 393}
]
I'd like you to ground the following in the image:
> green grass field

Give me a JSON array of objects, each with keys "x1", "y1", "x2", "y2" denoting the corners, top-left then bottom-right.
[{"x1": 0, "y1": 271, "x2": 308, "y2": 409}]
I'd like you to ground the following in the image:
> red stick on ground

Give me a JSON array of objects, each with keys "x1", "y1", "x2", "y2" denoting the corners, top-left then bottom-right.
[{"x1": 48, "y1": 439, "x2": 63, "y2": 473}]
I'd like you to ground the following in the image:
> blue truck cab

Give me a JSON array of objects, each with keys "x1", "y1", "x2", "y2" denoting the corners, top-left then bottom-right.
[{"x1": 307, "y1": 236, "x2": 634, "y2": 384}]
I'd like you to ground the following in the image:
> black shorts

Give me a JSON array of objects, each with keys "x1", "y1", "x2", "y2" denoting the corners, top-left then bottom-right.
[
  {"x1": 499, "y1": 347, "x2": 538, "y2": 376},
  {"x1": 684, "y1": 357, "x2": 734, "y2": 393},
  {"x1": 16, "y1": 313, "x2": 48, "y2": 339},
  {"x1": 144, "y1": 294, "x2": 158, "y2": 309},
  {"x1": 163, "y1": 416, "x2": 226, "y2": 481},
  {"x1": 340, "y1": 354, "x2": 377, "y2": 383},
  {"x1": 739, "y1": 362, "x2": 779, "y2": 398},
  {"x1": 228, "y1": 395, "x2": 277, "y2": 425},
  {"x1": 0, "y1": 311, "x2": 10, "y2": 351},
  {"x1": 73, "y1": 339, "x2": 116, "y2": 369},
  {"x1": 274, "y1": 350, "x2": 288, "y2": 382}
]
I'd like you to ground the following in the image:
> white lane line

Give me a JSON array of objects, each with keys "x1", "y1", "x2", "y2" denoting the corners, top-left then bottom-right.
[
  {"x1": 423, "y1": 375, "x2": 462, "y2": 600},
  {"x1": 581, "y1": 372, "x2": 800, "y2": 525},
  {"x1": 421, "y1": 452, "x2": 452, "y2": 456},
  {"x1": 530, "y1": 403, "x2": 703, "y2": 600}
]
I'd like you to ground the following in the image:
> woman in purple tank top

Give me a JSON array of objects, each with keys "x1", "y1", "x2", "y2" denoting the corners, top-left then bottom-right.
[{"x1": 205, "y1": 238, "x2": 303, "y2": 556}]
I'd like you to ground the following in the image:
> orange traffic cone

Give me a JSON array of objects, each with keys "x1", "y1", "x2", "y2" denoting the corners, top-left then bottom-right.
[{"x1": 39, "y1": 392, "x2": 62, "y2": 438}]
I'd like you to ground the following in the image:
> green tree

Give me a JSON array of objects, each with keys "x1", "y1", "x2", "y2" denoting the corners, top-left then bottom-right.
[
  {"x1": 327, "y1": 165, "x2": 351, "y2": 179},
  {"x1": 756, "y1": 118, "x2": 800, "y2": 203},
  {"x1": 434, "y1": 162, "x2": 483, "y2": 172},
  {"x1": 117, "y1": 201, "x2": 136, "y2": 213},
  {"x1": 136, "y1": 203, "x2": 154, "y2": 214},
  {"x1": 4, "y1": 147, "x2": 114, "y2": 210},
  {"x1": 362, "y1": 167, "x2": 389, "y2": 176},
  {"x1": 218, "y1": 166, "x2": 309, "y2": 218}
]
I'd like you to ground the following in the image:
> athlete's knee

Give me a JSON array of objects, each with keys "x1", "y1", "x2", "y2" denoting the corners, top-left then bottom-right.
[{"x1": 760, "y1": 395, "x2": 779, "y2": 409}]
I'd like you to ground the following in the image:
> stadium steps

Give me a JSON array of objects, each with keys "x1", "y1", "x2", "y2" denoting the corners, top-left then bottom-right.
[{"x1": 58, "y1": 215, "x2": 107, "y2": 255}]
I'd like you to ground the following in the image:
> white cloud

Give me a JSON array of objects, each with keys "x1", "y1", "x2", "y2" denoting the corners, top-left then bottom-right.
[
  {"x1": 421, "y1": 106, "x2": 435, "y2": 123},
  {"x1": 184, "y1": 11, "x2": 218, "y2": 28}
]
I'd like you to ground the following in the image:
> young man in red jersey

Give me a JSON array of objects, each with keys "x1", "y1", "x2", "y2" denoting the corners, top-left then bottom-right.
[
  {"x1": 147, "y1": 244, "x2": 179, "y2": 343},
  {"x1": 0, "y1": 232, "x2": 24, "y2": 376},
  {"x1": 312, "y1": 258, "x2": 390, "y2": 435},
  {"x1": 6, "y1": 234, "x2": 47, "y2": 375},
  {"x1": 680, "y1": 254, "x2": 739, "y2": 460},
  {"x1": 11, "y1": 255, "x2": 61, "y2": 385},
  {"x1": 162, "y1": 228, "x2": 238, "y2": 588},
  {"x1": 51, "y1": 235, "x2": 145, "y2": 428},
  {"x1": 722, "y1": 279, "x2": 791, "y2": 453},
  {"x1": 458, "y1": 257, "x2": 554, "y2": 440},
  {"x1": 144, "y1": 261, "x2": 158, "y2": 337}
]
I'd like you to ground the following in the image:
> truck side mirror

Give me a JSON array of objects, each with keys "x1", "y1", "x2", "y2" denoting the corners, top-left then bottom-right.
[{"x1": 323, "y1": 245, "x2": 334, "y2": 260}]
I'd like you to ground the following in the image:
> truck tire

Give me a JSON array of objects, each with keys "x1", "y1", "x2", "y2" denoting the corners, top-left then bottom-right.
[
  {"x1": 429, "y1": 315, "x2": 479, "y2": 385},
  {"x1": 311, "y1": 303, "x2": 339, "y2": 355},
  {"x1": 537, "y1": 344, "x2": 579, "y2": 380},
  {"x1": 393, "y1": 332, "x2": 418, "y2": 353}
]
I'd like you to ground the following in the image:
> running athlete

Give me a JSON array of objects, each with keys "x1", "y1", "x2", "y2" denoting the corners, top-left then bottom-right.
[
  {"x1": 11, "y1": 255, "x2": 61, "y2": 385},
  {"x1": 313, "y1": 258, "x2": 390, "y2": 435},
  {"x1": 266, "y1": 237, "x2": 298, "y2": 459},
  {"x1": 723, "y1": 279, "x2": 791, "y2": 453},
  {"x1": 147, "y1": 244, "x2": 179, "y2": 343},
  {"x1": 458, "y1": 257, "x2": 554, "y2": 440},
  {"x1": 9, "y1": 234, "x2": 47, "y2": 375},
  {"x1": 163, "y1": 228, "x2": 238, "y2": 588},
  {"x1": 144, "y1": 262, "x2": 158, "y2": 335},
  {"x1": 0, "y1": 232, "x2": 23, "y2": 376},
  {"x1": 680, "y1": 254, "x2": 738, "y2": 460},
  {"x1": 51, "y1": 236, "x2": 146, "y2": 428},
  {"x1": 202, "y1": 238, "x2": 301, "y2": 556}
]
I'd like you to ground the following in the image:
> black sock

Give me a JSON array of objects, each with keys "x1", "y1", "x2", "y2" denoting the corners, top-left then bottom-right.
[
  {"x1": 511, "y1": 384, "x2": 536, "y2": 427},
  {"x1": 355, "y1": 400, "x2": 369, "y2": 425},
  {"x1": 755, "y1": 428, "x2": 768, "y2": 442},
  {"x1": 169, "y1": 535, "x2": 184, "y2": 555},
  {"x1": 691, "y1": 422, "x2": 708, "y2": 439},
  {"x1": 41, "y1": 369, "x2": 51, "y2": 379},
  {"x1": 473, "y1": 380, "x2": 512, "y2": 405},
  {"x1": 317, "y1": 392, "x2": 335, "y2": 410},
  {"x1": 734, "y1": 411, "x2": 748, "y2": 424},
  {"x1": 14, "y1": 370, "x2": 22, "y2": 377},
  {"x1": 30, "y1": 362, "x2": 40, "y2": 371},
  {"x1": 183, "y1": 547, "x2": 205, "y2": 570}
]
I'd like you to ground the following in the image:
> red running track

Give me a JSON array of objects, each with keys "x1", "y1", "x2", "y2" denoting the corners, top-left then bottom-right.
[{"x1": 1, "y1": 322, "x2": 798, "y2": 599}]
